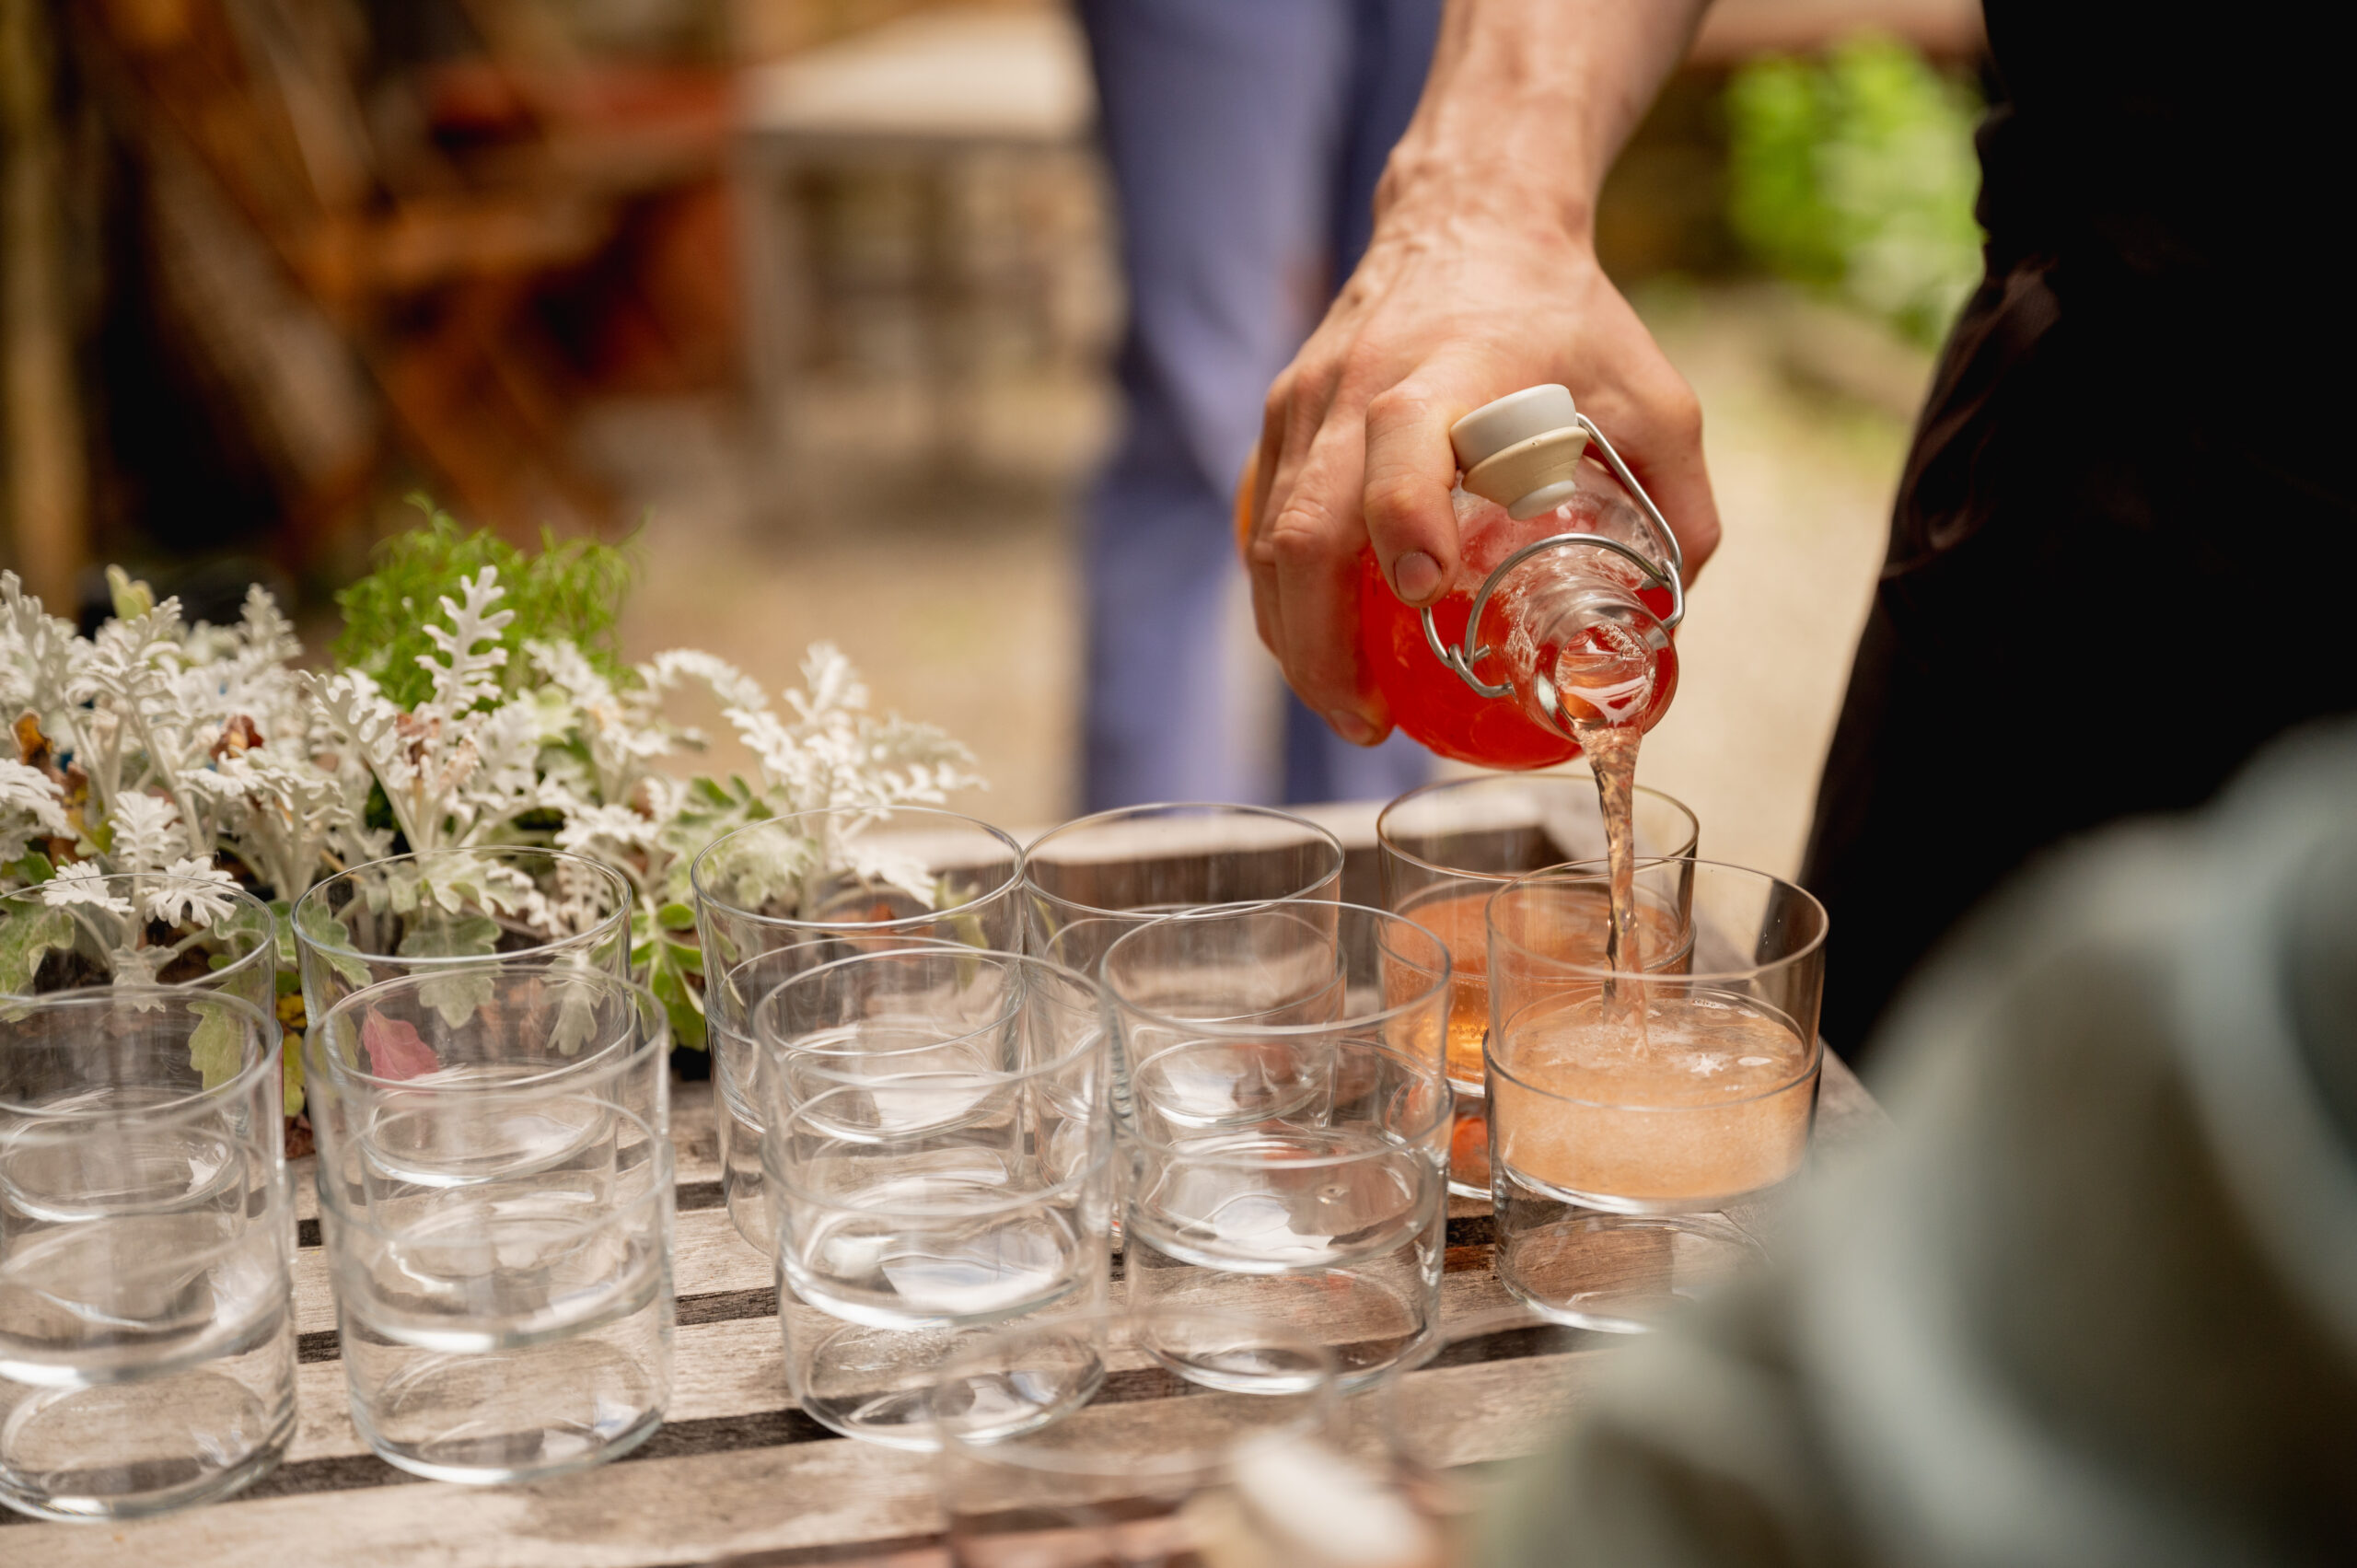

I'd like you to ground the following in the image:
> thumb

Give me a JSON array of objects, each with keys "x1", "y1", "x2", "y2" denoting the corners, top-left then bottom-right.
[{"x1": 1360, "y1": 370, "x2": 1480, "y2": 607}]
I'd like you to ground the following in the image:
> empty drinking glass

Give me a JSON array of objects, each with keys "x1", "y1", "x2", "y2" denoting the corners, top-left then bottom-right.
[
  {"x1": 306, "y1": 963, "x2": 673, "y2": 1481},
  {"x1": 1376, "y1": 772, "x2": 1699, "y2": 1196},
  {"x1": 934, "y1": 1306, "x2": 1405, "y2": 1568},
  {"x1": 694, "y1": 807, "x2": 1026, "y2": 1254},
  {"x1": 293, "y1": 846, "x2": 633, "y2": 1022},
  {"x1": 0, "y1": 873, "x2": 278, "y2": 1014},
  {"x1": 1022, "y1": 804, "x2": 1347, "y2": 976},
  {"x1": 754, "y1": 947, "x2": 1114, "y2": 1447},
  {"x1": 1487, "y1": 859, "x2": 1827, "y2": 1331},
  {"x1": 0, "y1": 991, "x2": 294, "y2": 1520},
  {"x1": 1103, "y1": 903, "x2": 1453, "y2": 1387}
]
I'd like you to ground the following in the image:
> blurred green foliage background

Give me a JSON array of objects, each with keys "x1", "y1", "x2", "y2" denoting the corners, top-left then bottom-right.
[{"x1": 1725, "y1": 35, "x2": 1985, "y2": 349}]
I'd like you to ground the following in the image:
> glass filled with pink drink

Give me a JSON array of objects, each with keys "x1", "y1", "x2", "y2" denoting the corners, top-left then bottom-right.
[
  {"x1": 1376, "y1": 772, "x2": 1700, "y2": 1196},
  {"x1": 1485, "y1": 860, "x2": 1827, "y2": 1332}
]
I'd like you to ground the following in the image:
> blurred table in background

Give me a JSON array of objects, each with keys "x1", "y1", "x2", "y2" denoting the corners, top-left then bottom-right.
[{"x1": 735, "y1": 5, "x2": 1100, "y2": 497}]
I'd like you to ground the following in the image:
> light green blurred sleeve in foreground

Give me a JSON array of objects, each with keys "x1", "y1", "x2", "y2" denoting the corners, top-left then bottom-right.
[{"x1": 1483, "y1": 720, "x2": 2357, "y2": 1568}]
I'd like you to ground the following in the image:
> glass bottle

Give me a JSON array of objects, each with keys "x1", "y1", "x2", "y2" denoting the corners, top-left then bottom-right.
[{"x1": 1360, "y1": 385, "x2": 1684, "y2": 768}]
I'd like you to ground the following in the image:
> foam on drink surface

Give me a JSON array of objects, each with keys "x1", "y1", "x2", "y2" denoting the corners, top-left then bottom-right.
[{"x1": 1492, "y1": 993, "x2": 1815, "y2": 1205}]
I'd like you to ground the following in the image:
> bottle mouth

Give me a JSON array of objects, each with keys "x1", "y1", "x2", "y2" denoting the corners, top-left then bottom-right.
[
  {"x1": 1483, "y1": 580, "x2": 1675, "y2": 740},
  {"x1": 1533, "y1": 600, "x2": 1672, "y2": 734}
]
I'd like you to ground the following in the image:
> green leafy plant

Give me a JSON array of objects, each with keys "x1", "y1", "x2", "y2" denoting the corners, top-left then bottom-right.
[
  {"x1": 332, "y1": 495, "x2": 638, "y2": 711},
  {"x1": 1726, "y1": 33, "x2": 1985, "y2": 348},
  {"x1": 2, "y1": 506, "x2": 984, "y2": 1074}
]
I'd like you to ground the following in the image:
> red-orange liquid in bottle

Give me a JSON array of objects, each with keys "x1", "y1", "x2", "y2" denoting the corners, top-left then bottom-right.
[{"x1": 1359, "y1": 492, "x2": 1680, "y2": 770}]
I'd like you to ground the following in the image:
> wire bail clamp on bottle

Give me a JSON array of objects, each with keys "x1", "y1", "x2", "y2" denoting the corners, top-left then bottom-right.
[{"x1": 1418, "y1": 412, "x2": 1686, "y2": 702}]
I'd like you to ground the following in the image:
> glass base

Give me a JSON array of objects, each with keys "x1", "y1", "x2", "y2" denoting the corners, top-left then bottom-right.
[
  {"x1": 353, "y1": 1334, "x2": 669, "y2": 1484},
  {"x1": 1125, "y1": 1248, "x2": 1435, "y2": 1390},
  {"x1": 1494, "y1": 1211, "x2": 1766, "y2": 1334},
  {"x1": 794, "y1": 1317, "x2": 1099, "y2": 1451},
  {"x1": 0, "y1": 1373, "x2": 291, "y2": 1522}
]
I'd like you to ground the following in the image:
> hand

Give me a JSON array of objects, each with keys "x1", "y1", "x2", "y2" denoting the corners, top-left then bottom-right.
[{"x1": 1242, "y1": 208, "x2": 1722, "y2": 745}]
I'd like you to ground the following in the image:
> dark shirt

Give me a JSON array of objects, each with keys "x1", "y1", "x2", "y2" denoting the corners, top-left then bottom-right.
[
  {"x1": 1801, "y1": 3, "x2": 2357, "y2": 1059},
  {"x1": 1979, "y1": 3, "x2": 2351, "y2": 307}
]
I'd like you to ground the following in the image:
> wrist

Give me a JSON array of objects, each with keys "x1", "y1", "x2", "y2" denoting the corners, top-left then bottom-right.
[{"x1": 1377, "y1": 142, "x2": 1599, "y2": 249}]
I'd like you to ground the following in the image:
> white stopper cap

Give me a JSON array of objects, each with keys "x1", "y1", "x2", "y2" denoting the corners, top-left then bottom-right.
[
  {"x1": 1449, "y1": 385, "x2": 1579, "y2": 470},
  {"x1": 1448, "y1": 384, "x2": 1590, "y2": 519}
]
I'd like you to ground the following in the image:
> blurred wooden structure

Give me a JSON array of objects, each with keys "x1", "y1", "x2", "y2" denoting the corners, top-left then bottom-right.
[
  {"x1": 58, "y1": 0, "x2": 742, "y2": 561},
  {"x1": 736, "y1": 4, "x2": 1097, "y2": 493},
  {"x1": 1, "y1": 0, "x2": 88, "y2": 608}
]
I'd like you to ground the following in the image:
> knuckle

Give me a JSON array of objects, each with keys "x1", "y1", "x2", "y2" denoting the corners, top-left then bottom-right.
[
  {"x1": 1363, "y1": 475, "x2": 1426, "y2": 534},
  {"x1": 1362, "y1": 381, "x2": 1428, "y2": 427},
  {"x1": 1267, "y1": 513, "x2": 1331, "y2": 571},
  {"x1": 1655, "y1": 378, "x2": 1703, "y2": 440}
]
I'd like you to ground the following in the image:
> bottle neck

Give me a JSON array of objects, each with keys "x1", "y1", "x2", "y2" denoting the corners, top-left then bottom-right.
[{"x1": 1480, "y1": 563, "x2": 1674, "y2": 741}]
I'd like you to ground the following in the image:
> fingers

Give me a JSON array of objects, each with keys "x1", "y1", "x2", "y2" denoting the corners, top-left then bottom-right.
[
  {"x1": 1265, "y1": 404, "x2": 1388, "y2": 742},
  {"x1": 1362, "y1": 368, "x2": 1479, "y2": 606}
]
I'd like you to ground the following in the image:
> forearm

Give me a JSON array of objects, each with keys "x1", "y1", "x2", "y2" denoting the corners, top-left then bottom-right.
[{"x1": 1379, "y1": 0, "x2": 1715, "y2": 241}]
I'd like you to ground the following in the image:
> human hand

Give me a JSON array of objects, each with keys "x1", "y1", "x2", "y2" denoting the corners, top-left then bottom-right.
[{"x1": 1241, "y1": 211, "x2": 1721, "y2": 745}]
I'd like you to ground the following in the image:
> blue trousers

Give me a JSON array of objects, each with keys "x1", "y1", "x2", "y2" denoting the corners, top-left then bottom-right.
[{"x1": 1077, "y1": 0, "x2": 1442, "y2": 810}]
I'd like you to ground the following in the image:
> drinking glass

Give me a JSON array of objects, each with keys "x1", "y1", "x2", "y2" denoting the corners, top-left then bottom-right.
[
  {"x1": 1377, "y1": 772, "x2": 1699, "y2": 1197},
  {"x1": 306, "y1": 963, "x2": 673, "y2": 1481},
  {"x1": 1486, "y1": 860, "x2": 1827, "y2": 1332},
  {"x1": 1103, "y1": 902, "x2": 1452, "y2": 1388},
  {"x1": 754, "y1": 947, "x2": 1114, "y2": 1448},
  {"x1": 934, "y1": 1306, "x2": 1379, "y2": 1568},
  {"x1": 293, "y1": 845, "x2": 633, "y2": 1021},
  {"x1": 0, "y1": 991, "x2": 293, "y2": 1520},
  {"x1": 1022, "y1": 804, "x2": 1346, "y2": 976},
  {"x1": 693, "y1": 807, "x2": 1025, "y2": 1254},
  {"x1": 0, "y1": 872, "x2": 277, "y2": 1012}
]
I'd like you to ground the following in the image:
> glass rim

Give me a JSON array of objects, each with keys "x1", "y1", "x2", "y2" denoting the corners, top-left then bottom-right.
[
  {"x1": 1375, "y1": 771, "x2": 1701, "y2": 885},
  {"x1": 304, "y1": 965, "x2": 668, "y2": 1093},
  {"x1": 1124, "y1": 1039, "x2": 1454, "y2": 1153},
  {"x1": 1397, "y1": 854, "x2": 1698, "y2": 959},
  {"x1": 1020, "y1": 801, "x2": 1346, "y2": 923},
  {"x1": 0, "y1": 872, "x2": 278, "y2": 991},
  {"x1": 1102, "y1": 900, "x2": 1451, "y2": 1040},
  {"x1": 292, "y1": 845, "x2": 633, "y2": 968},
  {"x1": 0, "y1": 989, "x2": 283, "y2": 1118},
  {"x1": 931, "y1": 1304, "x2": 1338, "y2": 1471},
  {"x1": 690, "y1": 806, "x2": 1025, "y2": 931},
  {"x1": 762, "y1": 1142, "x2": 1111, "y2": 1213},
  {"x1": 1488, "y1": 858, "x2": 1829, "y2": 982},
  {"x1": 1488, "y1": 985, "x2": 1823, "y2": 1110},
  {"x1": 753, "y1": 947, "x2": 1099, "y2": 1082},
  {"x1": 313, "y1": 1132, "x2": 674, "y2": 1232},
  {"x1": 713, "y1": 934, "x2": 997, "y2": 1033}
]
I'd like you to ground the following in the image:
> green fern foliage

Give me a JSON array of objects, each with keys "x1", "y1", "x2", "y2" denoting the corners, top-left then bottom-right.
[{"x1": 333, "y1": 497, "x2": 638, "y2": 710}]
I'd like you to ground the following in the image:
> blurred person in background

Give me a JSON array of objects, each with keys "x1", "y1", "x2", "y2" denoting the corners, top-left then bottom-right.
[
  {"x1": 1240, "y1": 1, "x2": 2357, "y2": 1059},
  {"x1": 1076, "y1": 0, "x2": 1441, "y2": 810},
  {"x1": 1484, "y1": 719, "x2": 2357, "y2": 1567}
]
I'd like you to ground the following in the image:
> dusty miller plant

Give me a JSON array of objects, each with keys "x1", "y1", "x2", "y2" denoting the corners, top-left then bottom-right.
[{"x1": 0, "y1": 518, "x2": 983, "y2": 1060}]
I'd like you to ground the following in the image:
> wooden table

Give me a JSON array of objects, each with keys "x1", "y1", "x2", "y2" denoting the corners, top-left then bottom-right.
[{"x1": 9, "y1": 1056, "x2": 1884, "y2": 1566}]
